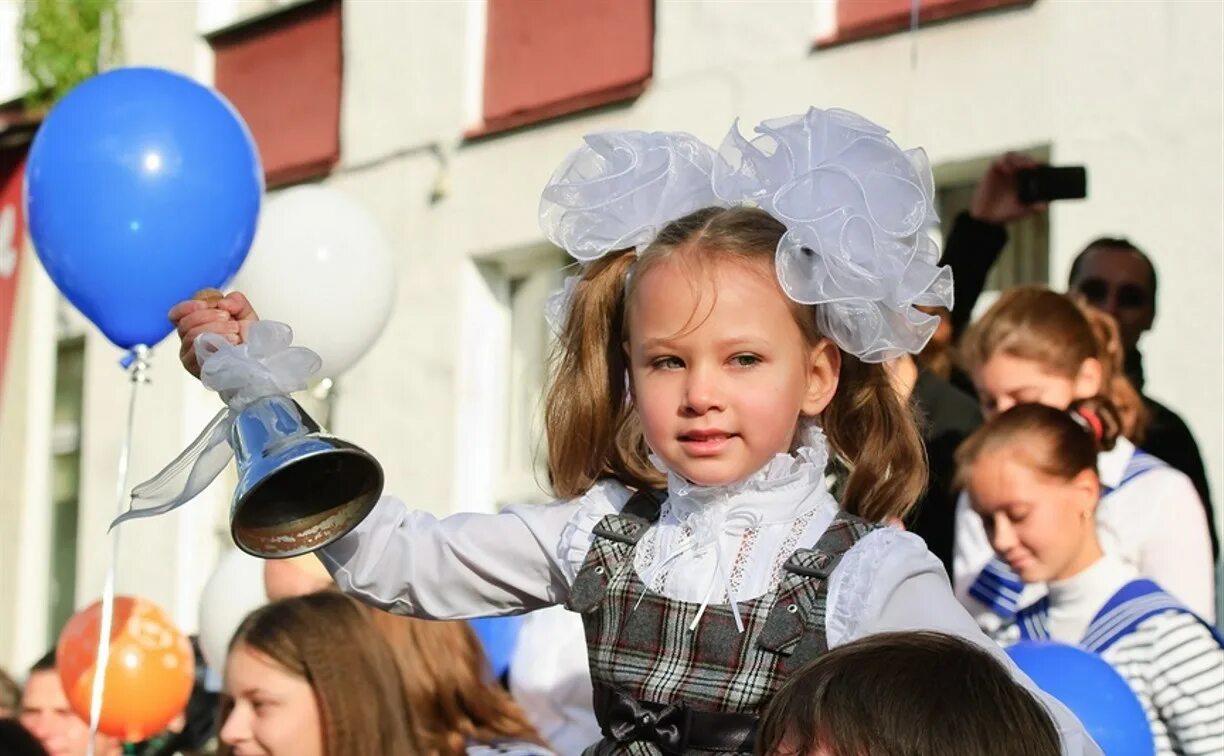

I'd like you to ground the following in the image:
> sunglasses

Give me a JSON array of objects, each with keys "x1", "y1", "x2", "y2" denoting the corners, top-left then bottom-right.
[{"x1": 1076, "y1": 277, "x2": 1150, "y2": 309}]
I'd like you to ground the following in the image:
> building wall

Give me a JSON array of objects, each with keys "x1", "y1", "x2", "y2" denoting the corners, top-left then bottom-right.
[{"x1": 1, "y1": 0, "x2": 1220, "y2": 672}]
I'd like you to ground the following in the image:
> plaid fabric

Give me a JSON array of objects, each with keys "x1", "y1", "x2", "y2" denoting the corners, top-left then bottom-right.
[{"x1": 567, "y1": 492, "x2": 875, "y2": 756}]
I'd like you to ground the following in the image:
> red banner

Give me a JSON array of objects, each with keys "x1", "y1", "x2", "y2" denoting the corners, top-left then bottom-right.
[{"x1": 0, "y1": 154, "x2": 25, "y2": 406}]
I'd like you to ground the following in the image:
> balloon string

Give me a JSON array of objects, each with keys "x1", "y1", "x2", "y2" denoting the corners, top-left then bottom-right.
[
  {"x1": 910, "y1": 0, "x2": 921, "y2": 70},
  {"x1": 88, "y1": 346, "x2": 150, "y2": 756}
]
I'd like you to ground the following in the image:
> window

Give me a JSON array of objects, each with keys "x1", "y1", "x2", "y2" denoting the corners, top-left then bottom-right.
[
  {"x1": 209, "y1": 0, "x2": 342, "y2": 187},
  {"x1": 48, "y1": 335, "x2": 84, "y2": 639},
  {"x1": 453, "y1": 247, "x2": 569, "y2": 513},
  {"x1": 472, "y1": 0, "x2": 653, "y2": 136},
  {"x1": 495, "y1": 251, "x2": 568, "y2": 506},
  {"x1": 817, "y1": 0, "x2": 1033, "y2": 48},
  {"x1": 934, "y1": 149, "x2": 1050, "y2": 317}
]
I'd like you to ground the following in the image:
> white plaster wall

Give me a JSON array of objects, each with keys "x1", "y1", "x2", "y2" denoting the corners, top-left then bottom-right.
[{"x1": 330, "y1": 0, "x2": 1223, "y2": 531}]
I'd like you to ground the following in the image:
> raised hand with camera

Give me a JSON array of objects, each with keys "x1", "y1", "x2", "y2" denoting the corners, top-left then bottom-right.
[{"x1": 968, "y1": 152, "x2": 1050, "y2": 225}]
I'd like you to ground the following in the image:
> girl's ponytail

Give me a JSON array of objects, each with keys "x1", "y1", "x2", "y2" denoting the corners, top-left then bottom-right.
[
  {"x1": 545, "y1": 251, "x2": 663, "y2": 498},
  {"x1": 1067, "y1": 397, "x2": 1122, "y2": 454},
  {"x1": 1076, "y1": 303, "x2": 1149, "y2": 443},
  {"x1": 822, "y1": 356, "x2": 927, "y2": 523}
]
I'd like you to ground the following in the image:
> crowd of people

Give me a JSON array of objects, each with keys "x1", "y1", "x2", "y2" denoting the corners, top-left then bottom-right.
[{"x1": 1, "y1": 109, "x2": 1220, "y2": 755}]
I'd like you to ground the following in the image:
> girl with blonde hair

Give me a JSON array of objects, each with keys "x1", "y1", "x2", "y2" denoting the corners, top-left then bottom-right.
[{"x1": 218, "y1": 591, "x2": 421, "y2": 756}]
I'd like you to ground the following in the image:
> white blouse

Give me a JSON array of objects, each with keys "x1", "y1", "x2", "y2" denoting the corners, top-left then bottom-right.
[
  {"x1": 954, "y1": 437, "x2": 1216, "y2": 625},
  {"x1": 318, "y1": 436, "x2": 1100, "y2": 755}
]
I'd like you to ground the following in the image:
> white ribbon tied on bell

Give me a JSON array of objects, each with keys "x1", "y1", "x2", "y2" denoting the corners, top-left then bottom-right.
[{"x1": 110, "y1": 321, "x2": 321, "y2": 529}]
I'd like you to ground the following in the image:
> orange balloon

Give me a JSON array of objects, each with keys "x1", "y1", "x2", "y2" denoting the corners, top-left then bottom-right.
[{"x1": 56, "y1": 596, "x2": 194, "y2": 742}]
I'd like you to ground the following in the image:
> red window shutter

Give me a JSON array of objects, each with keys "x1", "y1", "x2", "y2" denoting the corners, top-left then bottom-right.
[
  {"x1": 475, "y1": 0, "x2": 653, "y2": 137},
  {"x1": 820, "y1": 0, "x2": 1033, "y2": 47},
  {"x1": 0, "y1": 152, "x2": 25, "y2": 407},
  {"x1": 210, "y1": 0, "x2": 342, "y2": 187}
]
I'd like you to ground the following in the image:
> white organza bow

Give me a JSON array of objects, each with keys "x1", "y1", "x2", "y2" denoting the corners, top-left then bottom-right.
[
  {"x1": 537, "y1": 107, "x2": 953, "y2": 362},
  {"x1": 110, "y1": 321, "x2": 321, "y2": 529}
]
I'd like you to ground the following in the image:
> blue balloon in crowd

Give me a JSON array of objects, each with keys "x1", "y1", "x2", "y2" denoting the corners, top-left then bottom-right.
[
  {"x1": 469, "y1": 616, "x2": 522, "y2": 680},
  {"x1": 25, "y1": 67, "x2": 262, "y2": 350},
  {"x1": 1006, "y1": 641, "x2": 1154, "y2": 756}
]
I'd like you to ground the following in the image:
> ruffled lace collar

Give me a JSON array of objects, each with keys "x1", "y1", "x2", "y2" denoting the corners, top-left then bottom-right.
[
  {"x1": 648, "y1": 426, "x2": 831, "y2": 526},
  {"x1": 638, "y1": 427, "x2": 834, "y2": 633}
]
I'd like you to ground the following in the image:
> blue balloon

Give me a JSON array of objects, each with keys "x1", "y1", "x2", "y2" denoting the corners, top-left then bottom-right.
[
  {"x1": 25, "y1": 67, "x2": 262, "y2": 349},
  {"x1": 1007, "y1": 641, "x2": 1154, "y2": 755},
  {"x1": 469, "y1": 616, "x2": 523, "y2": 679}
]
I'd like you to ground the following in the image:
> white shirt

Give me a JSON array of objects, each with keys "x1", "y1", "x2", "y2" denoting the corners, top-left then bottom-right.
[
  {"x1": 954, "y1": 437, "x2": 1216, "y2": 625},
  {"x1": 508, "y1": 606, "x2": 601, "y2": 755},
  {"x1": 319, "y1": 436, "x2": 1100, "y2": 755}
]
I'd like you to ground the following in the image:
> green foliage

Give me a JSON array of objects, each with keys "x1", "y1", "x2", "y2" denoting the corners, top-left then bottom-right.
[{"x1": 19, "y1": 0, "x2": 122, "y2": 109}]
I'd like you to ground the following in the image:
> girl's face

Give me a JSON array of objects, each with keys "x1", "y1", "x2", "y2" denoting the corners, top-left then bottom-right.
[
  {"x1": 973, "y1": 352, "x2": 1102, "y2": 418},
  {"x1": 625, "y1": 255, "x2": 838, "y2": 486},
  {"x1": 220, "y1": 644, "x2": 324, "y2": 756},
  {"x1": 966, "y1": 448, "x2": 1100, "y2": 583}
]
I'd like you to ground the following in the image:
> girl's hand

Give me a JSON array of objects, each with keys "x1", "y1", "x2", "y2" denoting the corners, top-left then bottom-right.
[{"x1": 168, "y1": 290, "x2": 259, "y2": 378}]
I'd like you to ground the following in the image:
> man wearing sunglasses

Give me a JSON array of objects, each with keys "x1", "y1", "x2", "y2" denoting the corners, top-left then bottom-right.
[{"x1": 939, "y1": 153, "x2": 1217, "y2": 560}]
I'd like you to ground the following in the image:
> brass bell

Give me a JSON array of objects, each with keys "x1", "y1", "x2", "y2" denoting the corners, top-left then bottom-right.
[{"x1": 229, "y1": 395, "x2": 383, "y2": 558}]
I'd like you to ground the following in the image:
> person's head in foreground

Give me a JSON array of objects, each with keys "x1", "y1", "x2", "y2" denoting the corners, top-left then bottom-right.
[
  {"x1": 755, "y1": 631, "x2": 1060, "y2": 756},
  {"x1": 218, "y1": 591, "x2": 420, "y2": 756}
]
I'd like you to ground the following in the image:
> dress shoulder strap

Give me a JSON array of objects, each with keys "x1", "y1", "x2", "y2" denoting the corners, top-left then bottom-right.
[
  {"x1": 756, "y1": 510, "x2": 877, "y2": 669},
  {"x1": 565, "y1": 488, "x2": 665, "y2": 613}
]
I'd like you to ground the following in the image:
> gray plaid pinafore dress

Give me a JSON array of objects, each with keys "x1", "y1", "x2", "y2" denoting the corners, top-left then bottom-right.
[{"x1": 565, "y1": 489, "x2": 876, "y2": 755}]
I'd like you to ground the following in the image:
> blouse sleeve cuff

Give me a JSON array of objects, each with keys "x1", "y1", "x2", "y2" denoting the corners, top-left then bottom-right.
[{"x1": 554, "y1": 480, "x2": 633, "y2": 585}]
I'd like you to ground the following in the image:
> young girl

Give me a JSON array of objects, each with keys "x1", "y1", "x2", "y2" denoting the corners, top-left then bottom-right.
[
  {"x1": 953, "y1": 287, "x2": 1213, "y2": 627},
  {"x1": 173, "y1": 108, "x2": 1096, "y2": 754},
  {"x1": 957, "y1": 400, "x2": 1223, "y2": 755},
  {"x1": 219, "y1": 592, "x2": 421, "y2": 755}
]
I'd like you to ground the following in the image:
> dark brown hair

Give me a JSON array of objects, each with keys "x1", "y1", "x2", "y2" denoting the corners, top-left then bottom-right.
[
  {"x1": 954, "y1": 398, "x2": 1121, "y2": 491},
  {"x1": 1069, "y1": 236, "x2": 1157, "y2": 301},
  {"x1": 545, "y1": 206, "x2": 927, "y2": 522},
  {"x1": 364, "y1": 611, "x2": 545, "y2": 755},
  {"x1": 756, "y1": 631, "x2": 1061, "y2": 756},
  {"x1": 220, "y1": 592, "x2": 421, "y2": 756}
]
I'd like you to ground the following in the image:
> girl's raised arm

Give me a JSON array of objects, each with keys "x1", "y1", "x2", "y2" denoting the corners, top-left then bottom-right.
[{"x1": 316, "y1": 485, "x2": 627, "y2": 619}]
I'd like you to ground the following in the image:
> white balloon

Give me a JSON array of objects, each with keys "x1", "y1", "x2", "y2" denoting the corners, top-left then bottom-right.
[
  {"x1": 198, "y1": 548, "x2": 268, "y2": 674},
  {"x1": 232, "y1": 185, "x2": 396, "y2": 379}
]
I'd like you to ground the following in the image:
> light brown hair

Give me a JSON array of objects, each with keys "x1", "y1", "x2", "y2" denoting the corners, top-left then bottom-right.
[
  {"x1": 365, "y1": 611, "x2": 546, "y2": 755},
  {"x1": 755, "y1": 631, "x2": 1061, "y2": 756},
  {"x1": 954, "y1": 398, "x2": 1121, "y2": 492},
  {"x1": 220, "y1": 592, "x2": 421, "y2": 756},
  {"x1": 544, "y1": 206, "x2": 927, "y2": 522},
  {"x1": 959, "y1": 285, "x2": 1146, "y2": 440}
]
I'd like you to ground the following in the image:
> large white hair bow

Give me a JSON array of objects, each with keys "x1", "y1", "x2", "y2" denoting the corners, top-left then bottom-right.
[{"x1": 537, "y1": 107, "x2": 952, "y2": 362}]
